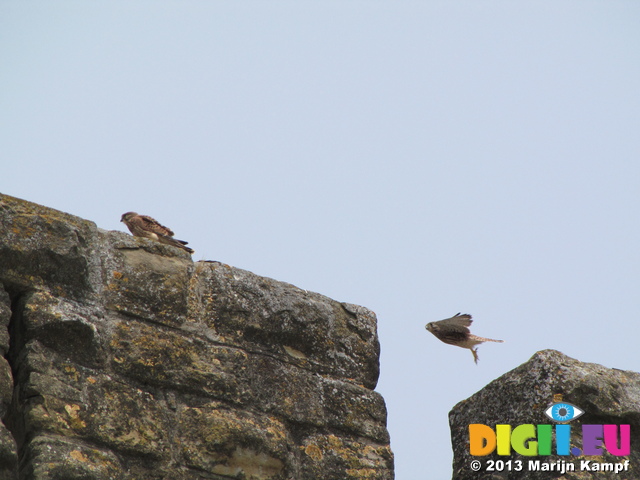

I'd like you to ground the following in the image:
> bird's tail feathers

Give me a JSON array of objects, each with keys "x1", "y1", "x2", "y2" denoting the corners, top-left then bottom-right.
[
  {"x1": 482, "y1": 337, "x2": 504, "y2": 343},
  {"x1": 159, "y1": 235, "x2": 195, "y2": 254}
]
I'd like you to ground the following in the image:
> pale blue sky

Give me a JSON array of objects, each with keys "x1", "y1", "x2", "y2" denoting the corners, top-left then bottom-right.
[{"x1": 2, "y1": 2, "x2": 639, "y2": 478}]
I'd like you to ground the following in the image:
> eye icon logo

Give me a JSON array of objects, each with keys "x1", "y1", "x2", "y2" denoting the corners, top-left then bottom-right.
[{"x1": 544, "y1": 402, "x2": 584, "y2": 422}]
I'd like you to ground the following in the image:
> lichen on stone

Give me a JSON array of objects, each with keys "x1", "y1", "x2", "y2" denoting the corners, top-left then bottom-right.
[{"x1": 0, "y1": 192, "x2": 393, "y2": 480}]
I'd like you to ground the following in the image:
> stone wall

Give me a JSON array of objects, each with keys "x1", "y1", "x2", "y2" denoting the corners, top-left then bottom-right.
[{"x1": 0, "y1": 193, "x2": 393, "y2": 480}]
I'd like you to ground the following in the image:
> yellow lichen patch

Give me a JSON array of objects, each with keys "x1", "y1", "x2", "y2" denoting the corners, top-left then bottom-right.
[
  {"x1": 136, "y1": 357, "x2": 157, "y2": 367},
  {"x1": 309, "y1": 434, "x2": 391, "y2": 475},
  {"x1": 346, "y1": 468, "x2": 378, "y2": 478},
  {"x1": 304, "y1": 444, "x2": 323, "y2": 461},
  {"x1": 68, "y1": 448, "x2": 123, "y2": 474},
  {"x1": 87, "y1": 376, "x2": 97, "y2": 384},
  {"x1": 116, "y1": 430, "x2": 143, "y2": 445},
  {"x1": 64, "y1": 404, "x2": 87, "y2": 430},
  {"x1": 63, "y1": 365, "x2": 80, "y2": 382},
  {"x1": 33, "y1": 395, "x2": 73, "y2": 432},
  {"x1": 327, "y1": 435, "x2": 343, "y2": 449},
  {"x1": 361, "y1": 445, "x2": 379, "y2": 459},
  {"x1": 89, "y1": 386, "x2": 165, "y2": 457},
  {"x1": 69, "y1": 450, "x2": 89, "y2": 463},
  {"x1": 112, "y1": 271, "x2": 123, "y2": 279}
]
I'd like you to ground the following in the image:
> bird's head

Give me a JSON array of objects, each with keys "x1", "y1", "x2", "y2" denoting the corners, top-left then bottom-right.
[
  {"x1": 425, "y1": 322, "x2": 435, "y2": 333},
  {"x1": 121, "y1": 212, "x2": 137, "y2": 223}
]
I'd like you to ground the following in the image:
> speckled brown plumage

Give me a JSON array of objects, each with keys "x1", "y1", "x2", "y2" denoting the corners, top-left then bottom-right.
[
  {"x1": 120, "y1": 212, "x2": 194, "y2": 254},
  {"x1": 425, "y1": 313, "x2": 503, "y2": 364}
]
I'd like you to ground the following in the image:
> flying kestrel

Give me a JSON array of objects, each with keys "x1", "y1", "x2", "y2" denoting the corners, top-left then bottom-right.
[
  {"x1": 120, "y1": 212, "x2": 194, "y2": 254},
  {"x1": 425, "y1": 313, "x2": 503, "y2": 364}
]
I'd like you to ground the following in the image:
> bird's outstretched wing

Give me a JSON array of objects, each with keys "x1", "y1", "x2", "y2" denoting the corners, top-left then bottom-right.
[{"x1": 434, "y1": 313, "x2": 473, "y2": 334}]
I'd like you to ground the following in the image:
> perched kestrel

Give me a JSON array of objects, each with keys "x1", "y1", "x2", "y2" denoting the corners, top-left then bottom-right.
[
  {"x1": 120, "y1": 212, "x2": 194, "y2": 254},
  {"x1": 425, "y1": 313, "x2": 503, "y2": 364}
]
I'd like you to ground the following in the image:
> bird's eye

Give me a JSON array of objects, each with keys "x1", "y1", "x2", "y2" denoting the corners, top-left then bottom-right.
[{"x1": 544, "y1": 403, "x2": 584, "y2": 422}]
